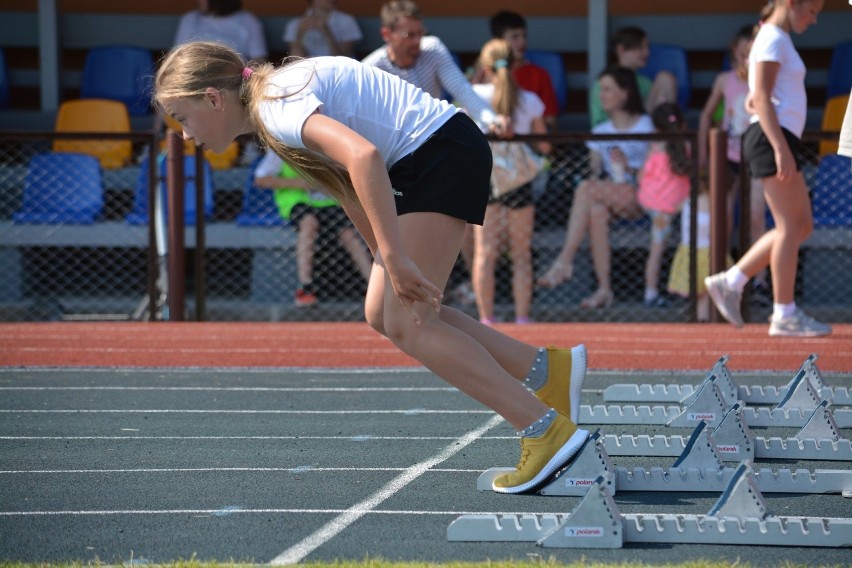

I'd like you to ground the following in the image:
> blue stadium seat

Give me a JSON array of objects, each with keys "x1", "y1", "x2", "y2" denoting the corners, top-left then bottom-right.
[
  {"x1": 827, "y1": 40, "x2": 852, "y2": 99},
  {"x1": 126, "y1": 154, "x2": 214, "y2": 225},
  {"x1": 639, "y1": 43, "x2": 691, "y2": 110},
  {"x1": 525, "y1": 49, "x2": 567, "y2": 112},
  {"x1": 13, "y1": 152, "x2": 104, "y2": 224},
  {"x1": 810, "y1": 154, "x2": 852, "y2": 227},
  {"x1": 81, "y1": 45, "x2": 154, "y2": 116},
  {"x1": 0, "y1": 47, "x2": 9, "y2": 108},
  {"x1": 236, "y1": 158, "x2": 286, "y2": 227}
]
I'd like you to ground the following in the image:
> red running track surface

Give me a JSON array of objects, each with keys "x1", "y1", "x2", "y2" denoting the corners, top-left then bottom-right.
[{"x1": 0, "y1": 322, "x2": 849, "y2": 372}]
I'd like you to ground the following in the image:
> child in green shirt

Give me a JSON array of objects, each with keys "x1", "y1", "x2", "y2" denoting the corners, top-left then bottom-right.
[{"x1": 253, "y1": 151, "x2": 373, "y2": 306}]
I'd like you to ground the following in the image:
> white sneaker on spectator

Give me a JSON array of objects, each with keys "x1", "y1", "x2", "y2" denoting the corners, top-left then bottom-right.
[
  {"x1": 704, "y1": 272, "x2": 744, "y2": 328},
  {"x1": 769, "y1": 309, "x2": 832, "y2": 337}
]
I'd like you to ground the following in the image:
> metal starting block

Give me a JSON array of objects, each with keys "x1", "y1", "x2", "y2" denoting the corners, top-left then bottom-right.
[
  {"x1": 604, "y1": 354, "x2": 852, "y2": 407},
  {"x1": 603, "y1": 399, "x2": 852, "y2": 461},
  {"x1": 477, "y1": 423, "x2": 852, "y2": 496},
  {"x1": 449, "y1": 462, "x2": 852, "y2": 548},
  {"x1": 580, "y1": 371, "x2": 852, "y2": 428}
]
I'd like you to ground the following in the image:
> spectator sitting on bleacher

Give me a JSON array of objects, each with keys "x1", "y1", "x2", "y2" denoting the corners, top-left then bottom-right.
[
  {"x1": 483, "y1": 10, "x2": 560, "y2": 130},
  {"x1": 174, "y1": 0, "x2": 267, "y2": 62},
  {"x1": 589, "y1": 26, "x2": 677, "y2": 127},
  {"x1": 637, "y1": 103, "x2": 691, "y2": 308},
  {"x1": 283, "y1": 0, "x2": 362, "y2": 58},
  {"x1": 538, "y1": 66, "x2": 653, "y2": 308},
  {"x1": 253, "y1": 151, "x2": 373, "y2": 307}
]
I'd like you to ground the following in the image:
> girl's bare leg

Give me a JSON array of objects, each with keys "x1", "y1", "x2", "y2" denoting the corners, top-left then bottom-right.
[
  {"x1": 368, "y1": 212, "x2": 549, "y2": 429},
  {"x1": 736, "y1": 172, "x2": 812, "y2": 304}
]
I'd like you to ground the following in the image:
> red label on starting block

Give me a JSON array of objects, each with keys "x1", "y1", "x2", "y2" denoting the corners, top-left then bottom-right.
[
  {"x1": 716, "y1": 445, "x2": 739, "y2": 453},
  {"x1": 687, "y1": 412, "x2": 716, "y2": 421},
  {"x1": 565, "y1": 526, "x2": 604, "y2": 537},
  {"x1": 563, "y1": 478, "x2": 595, "y2": 487}
]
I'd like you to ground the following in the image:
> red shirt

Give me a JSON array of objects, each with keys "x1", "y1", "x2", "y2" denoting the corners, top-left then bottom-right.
[{"x1": 514, "y1": 62, "x2": 559, "y2": 117}]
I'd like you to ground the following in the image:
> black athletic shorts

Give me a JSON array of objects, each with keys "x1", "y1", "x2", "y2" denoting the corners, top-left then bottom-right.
[
  {"x1": 388, "y1": 113, "x2": 492, "y2": 225},
  {"x1": 488, "y1": 181, "x2": 535, "y2": 209},
  {"x1": 742, "y1": 122, "x2": 803, "y2": 179}
]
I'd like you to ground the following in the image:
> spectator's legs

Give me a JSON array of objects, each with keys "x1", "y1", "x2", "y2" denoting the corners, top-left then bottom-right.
[
  {"x1": 507, "y1": 204, "x2": 535, "y2": 323},
  {"x1": 538, "y1": 179, "x2": 599, "y2": 287},
  {"x1": 338, "y1": 226, "x2": 374, "y2": 281},
  {"x1": 646, "y1": 70, "x2": 678, "y2": 113},
  {"x1": 296, "y1": 213, "x2": 320, "y2": 286},
  {"x1": 472, "y1": 203, "x2": 503, "y2": 323}
]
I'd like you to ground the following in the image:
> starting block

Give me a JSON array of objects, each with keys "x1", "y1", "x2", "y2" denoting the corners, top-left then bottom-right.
[
  {"x1": 580, "y1": 371, "x2": 852, "y2": 428},
  {"x1": 476, "y1": 423, "x2": 852, "y2": 496},
  {"x1": 603, "y1": 399, "x2": 852, "y2": 461},
  {"x1": 603, "y1": 354, "x2": 852, "y2": 407},
  {"x1": 449, "y1": 462, "x2": 852, "y2": 548}
]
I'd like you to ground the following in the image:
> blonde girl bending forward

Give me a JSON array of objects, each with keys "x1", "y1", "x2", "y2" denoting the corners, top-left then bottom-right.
[{"x1": 154, "y1": 41, "x2": 590, "y2": 494}]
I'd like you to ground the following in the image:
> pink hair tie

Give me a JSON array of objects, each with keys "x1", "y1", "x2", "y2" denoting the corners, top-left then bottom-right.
[{"x1": 242, "y1": 67, "x2": 254, "y2": 80}]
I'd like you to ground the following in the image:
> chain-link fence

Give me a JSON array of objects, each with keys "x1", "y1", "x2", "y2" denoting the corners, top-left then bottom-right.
[{"x1": 0, "y1": 129, "x2": 848, "y2": 323}]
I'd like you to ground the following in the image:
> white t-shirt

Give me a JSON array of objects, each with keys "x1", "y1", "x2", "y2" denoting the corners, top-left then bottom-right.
[
  {"x1": 748, "y1": 23, "x2": 807, "y2": 137},
  {"x1": 471, "y1": 84, "x2": 544, "y2": 134},
  {"x1": 586, "y1": 115, "x2": 654, "y2": 176},
  {"x1": 362, "y1": 36, "x2": 495, "y2": 129},
  {"x1": 174, "y1": 10, "x2": 268, "y2": 61},
  {"x1": 258, "y1": 57, "x2": 460, "y2": 169},
  {"x1": 839, "y1": 88, "x2": 852, "y2": 158},
  {"x1": 283, "y1": 9, "x2": 362, "y2": 57}
]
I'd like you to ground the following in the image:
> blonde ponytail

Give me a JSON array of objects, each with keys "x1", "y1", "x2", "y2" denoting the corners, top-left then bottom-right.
[
  {"x1": 478, "y1": 39, "x2": 519, "y2": 118},
  {"x1": 154, "y1": 41, "x2": 356, "y2": 205}
]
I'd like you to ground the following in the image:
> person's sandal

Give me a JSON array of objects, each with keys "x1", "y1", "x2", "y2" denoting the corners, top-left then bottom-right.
[
  {"x1": 537, "y1": 261, "x2": 573, "y2": 288},
  {"x1": 580, "y1": 288, "x2": 614, "y2": 309}
]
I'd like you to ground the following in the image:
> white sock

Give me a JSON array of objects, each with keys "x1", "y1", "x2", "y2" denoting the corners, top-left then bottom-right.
[
  {"x1": 644, "y1": 288, "x2": 659, "y2": 302},
  {"x1": 724, "y1": 266, "x2": 749, "y2": 293},
  {"x1": 773, "y1": 302, "x2": 797, "y2": 320}
]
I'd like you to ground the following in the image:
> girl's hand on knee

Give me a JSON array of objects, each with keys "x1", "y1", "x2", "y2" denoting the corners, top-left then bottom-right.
[{"x1": 387, "y1": 256, "x2": 443, "y2": 324}]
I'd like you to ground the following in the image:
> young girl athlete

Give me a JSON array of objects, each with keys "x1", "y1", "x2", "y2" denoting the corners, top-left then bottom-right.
[{"x1": 154, "y1": 41, "x2": 588, "y2": 494}]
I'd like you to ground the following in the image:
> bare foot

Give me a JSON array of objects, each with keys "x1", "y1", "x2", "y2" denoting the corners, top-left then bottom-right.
[
  {"x1": 537, "y1": 261, "x2": 573, "y2": 288},
  {"x1": 580, "y1": 288, "x2": 614, "y2": 309}
]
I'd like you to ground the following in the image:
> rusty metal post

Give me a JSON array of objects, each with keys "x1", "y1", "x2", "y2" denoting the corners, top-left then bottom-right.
[
  {"x1": 166, "y1": 131, "x2": 186, "y2": 321},
  {"x1": 194, "y1": 149, "x2": 206, "y2": 321},
  {"x1": 145, "y1": 135, "x2": 159, "y2": 320},
  {"x1": 708, "y1": 128, "x2": 728, "y2": 323}
]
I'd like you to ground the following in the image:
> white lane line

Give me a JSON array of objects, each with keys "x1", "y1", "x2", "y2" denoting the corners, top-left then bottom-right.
[
  {"x1": 0, "y1": 435, "x2": 514, "y2": 441},
  {"x1": 0, "y1": 387, "x2": 456, "y2": 392},
  {"x1": 0, "y1": 409, "x2": 490, "y2": 414},
  {"x1": 270, "y1": 414, "x2": 504, "y2": 565},
  {"x1": 0, "y1": 367, "x2": 427, "y2": 374},
  {"x1": 0, "y1": 507, "x2": 539, "y2": 517},
  {"x1": 1, "y1": 467, "x2": 485, "y2": 474}
]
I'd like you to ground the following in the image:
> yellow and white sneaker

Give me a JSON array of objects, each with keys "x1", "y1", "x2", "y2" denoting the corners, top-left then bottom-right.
[
  {"x1": 492, "y1": 413, "x2": 589, "y2": 494},
  {"x1": 535, "y1": 344, "x2": 586, "y2": 423}
]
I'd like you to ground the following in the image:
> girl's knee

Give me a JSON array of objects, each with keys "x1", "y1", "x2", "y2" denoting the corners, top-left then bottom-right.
[{"x1": 365, "y1": 306, "x2": 386, "y2": 336}]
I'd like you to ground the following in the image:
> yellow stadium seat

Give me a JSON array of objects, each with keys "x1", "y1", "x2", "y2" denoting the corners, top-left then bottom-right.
[
  {"x1": 820, "y1": 94, "x2": 849, "y2": 157},
  {"x1": 53, "y1": 99, "x2": 132, "y2": 169},
  {"x1": 161, "y1": 114, "x2": 240, "y2": 170}
]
